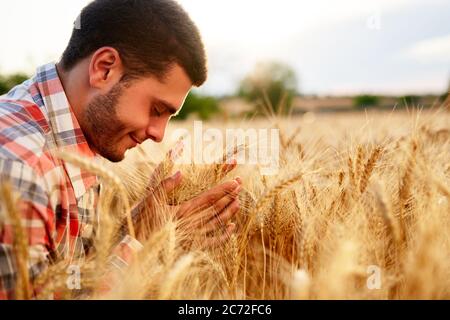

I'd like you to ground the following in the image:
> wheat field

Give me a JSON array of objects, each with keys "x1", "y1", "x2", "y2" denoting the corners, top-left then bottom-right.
[{"x1": 1, "y1": 108, "x2": 449, "y2": 300}]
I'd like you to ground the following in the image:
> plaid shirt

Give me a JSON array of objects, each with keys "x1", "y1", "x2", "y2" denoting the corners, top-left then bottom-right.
[{"x1": 0, "y1": 63, "x2": 143, "y2": 299}]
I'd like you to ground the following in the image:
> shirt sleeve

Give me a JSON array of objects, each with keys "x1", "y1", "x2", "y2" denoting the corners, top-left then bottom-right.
[
  {"x1": 104, "y1": 188, "x2": 145, "y2": 271},
  {"x1": 95, "y1": 234, "x2": 143, "y2": 296},
  {"x1": 109, "y1": 235, "x2": 143, "y2": 271},
  {"x1": 96, "y1": 201, "x2": 144, "y2": 296},
  {"x1": 0, "y1": 158, "x2": 145, "y2": 299},
  {"x1": 105, "y1": 200, "x2": 144, "y2": 286}
]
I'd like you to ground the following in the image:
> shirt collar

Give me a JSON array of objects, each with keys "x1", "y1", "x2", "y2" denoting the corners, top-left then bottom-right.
[{"x1": 34, "y1": 62, "x2": 98, "y2": 199}]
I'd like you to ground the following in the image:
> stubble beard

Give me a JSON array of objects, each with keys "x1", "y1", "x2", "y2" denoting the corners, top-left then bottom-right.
[{"x1": 82, "y1": 82, "x2": 128, "y2": 162}]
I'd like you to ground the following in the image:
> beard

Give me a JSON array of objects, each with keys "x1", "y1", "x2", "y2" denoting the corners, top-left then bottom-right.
[{"x1": 81, "y1": 81, "x2": 128, "y2": 162}]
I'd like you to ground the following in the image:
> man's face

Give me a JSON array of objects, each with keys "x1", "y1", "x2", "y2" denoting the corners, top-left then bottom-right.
[{"x1": 81, "y1": 64, "x2": 192, "y2": 162}]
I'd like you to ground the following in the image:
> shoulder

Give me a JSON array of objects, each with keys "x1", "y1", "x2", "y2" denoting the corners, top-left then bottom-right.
[{"x1": 0, "y1": 80, "x2": 49, "y2": 166}]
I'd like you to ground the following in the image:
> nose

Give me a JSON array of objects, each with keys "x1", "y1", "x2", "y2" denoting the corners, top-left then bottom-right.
[{"x1": 145, "y1": 119, "x2": 167, "y2": 143}]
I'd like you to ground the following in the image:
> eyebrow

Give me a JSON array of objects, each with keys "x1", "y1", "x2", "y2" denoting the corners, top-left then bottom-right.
[{"x1": 155, "y1": 98, "x2": 179, "y2": 116}]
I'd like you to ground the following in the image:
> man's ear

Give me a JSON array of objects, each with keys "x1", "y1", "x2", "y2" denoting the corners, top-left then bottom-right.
[{"x1": 88, "y1": 47, "x2": 124, "y2": 91}]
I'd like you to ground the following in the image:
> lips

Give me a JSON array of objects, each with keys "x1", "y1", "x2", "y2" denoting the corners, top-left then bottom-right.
[{"x1": 130, "y1": 134, "x2": 143, "y2": 145}]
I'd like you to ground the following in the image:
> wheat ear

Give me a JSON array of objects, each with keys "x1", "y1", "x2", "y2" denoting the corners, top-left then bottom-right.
[{"x1": 359, "y1": 146, "x2": 383, "y2": 194}]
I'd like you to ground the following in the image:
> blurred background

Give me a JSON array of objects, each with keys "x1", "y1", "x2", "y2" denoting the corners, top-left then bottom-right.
[{"x1": 1, "y1": 0, "x2": 449, "y2": 119}]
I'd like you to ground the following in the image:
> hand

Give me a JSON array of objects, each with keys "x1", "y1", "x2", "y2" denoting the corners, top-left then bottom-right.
[
  {"x1": 175, "y1": 176, "x2": 242, "y2": 248},
  {"x1": 137, "y1": 159, "x2": 242, "y2": 249}
]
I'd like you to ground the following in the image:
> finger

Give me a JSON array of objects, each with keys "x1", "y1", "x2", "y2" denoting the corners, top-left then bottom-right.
[
  {"x1": 209, "y1": 184, "x2": 240, "y2": 216},
  {"x1": 179, "y1": 178, "x2": 242, "y2": 216},
  {"x1": 202, "y1": 223, "x2": 236, "y2": 249},
  {"x1": 177, "y1": 195, "x2": 239, "y2": 231},
  {"x1": 182, "y1": 181, "x2": 239, "y2": 219},
  {"x1": 202, "y1": 199, "x2": 240, "y2": 234},
  {"x1": 182, "y1": 184, "x2": 239, "y2": 224},
  {"x1": 149, "y1": 171, "x2": 182, "y2": 202},
  {"x1": 159, "y1": 170, "x2": 182, "y2": 194}
]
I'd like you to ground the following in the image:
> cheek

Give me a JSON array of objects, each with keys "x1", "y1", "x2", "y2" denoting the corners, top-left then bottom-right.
[{"x1": 116, "y1": 104, "x2": 149, "y2": 129}]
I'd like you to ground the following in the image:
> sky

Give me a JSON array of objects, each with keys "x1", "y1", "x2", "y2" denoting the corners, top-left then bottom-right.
[{"x1": 0, "y1": 0, "x2": 449, "y2": 96}]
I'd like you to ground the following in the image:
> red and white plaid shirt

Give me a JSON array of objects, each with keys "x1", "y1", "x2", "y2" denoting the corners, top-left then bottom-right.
[{"x1": 0, "y1": 62, "x2": 142, "y2": 299}]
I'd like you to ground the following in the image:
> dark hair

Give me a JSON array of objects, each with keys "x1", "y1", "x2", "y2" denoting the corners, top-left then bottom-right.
[{"x1": 61, "y1": 0, "x2": 207, "y2": 86}]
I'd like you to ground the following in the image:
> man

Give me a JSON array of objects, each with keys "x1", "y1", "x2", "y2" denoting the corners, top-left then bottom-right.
[{"x1": 0, "y1": 0, "x2": 241, "y2": 299}]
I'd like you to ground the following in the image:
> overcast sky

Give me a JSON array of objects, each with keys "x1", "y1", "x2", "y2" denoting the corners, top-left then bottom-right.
[{"x1": 0, "y1": 0, "x2": 449, "y2": 96}]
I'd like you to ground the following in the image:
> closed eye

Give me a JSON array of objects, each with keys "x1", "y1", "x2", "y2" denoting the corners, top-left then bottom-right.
[
  {"x1": 150, "y1": 99, "x2": 178, "y2": 118},
  {"x1": 151, "y1": 104, "x2": 163, "y2": 117}
]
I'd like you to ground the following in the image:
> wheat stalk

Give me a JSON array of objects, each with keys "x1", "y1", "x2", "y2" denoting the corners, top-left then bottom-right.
[
  {"x1": 0, "y1": 183, "x2": 31, "y2": 299},
  {"x1": 54, "y1": 150, "x2": 135, "y2": 239}
]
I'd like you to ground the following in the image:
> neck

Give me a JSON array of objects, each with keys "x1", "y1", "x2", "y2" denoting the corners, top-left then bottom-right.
[{"x1": 55, "y1": 61, "x2": 90, "y2": 124}]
